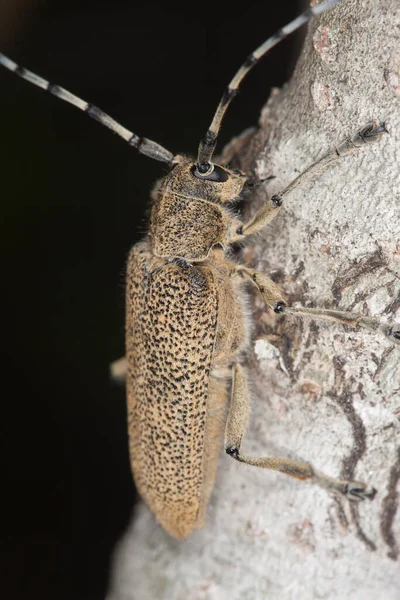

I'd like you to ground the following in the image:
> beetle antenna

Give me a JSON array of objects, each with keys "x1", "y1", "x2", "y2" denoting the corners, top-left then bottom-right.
[
  {"x1": 196, "y1": 0, "x2": 343, "y2": 171},
  {"x1": 0, "y1": 53, "x2": 174, "y2": 165}
]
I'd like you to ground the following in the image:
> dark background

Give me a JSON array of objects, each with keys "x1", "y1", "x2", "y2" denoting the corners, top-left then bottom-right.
[{"x1": 0, "y1": 1, "x2": 301, "y2": 598}]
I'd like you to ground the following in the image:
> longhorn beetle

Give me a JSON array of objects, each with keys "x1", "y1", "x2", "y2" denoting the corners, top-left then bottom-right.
[{"x1": 1, "y1": 0, "x2": 399, "y2": 539}]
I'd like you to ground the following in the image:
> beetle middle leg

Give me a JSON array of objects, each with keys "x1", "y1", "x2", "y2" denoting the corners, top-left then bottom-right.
[
  {"x1": 236, "y1": 266, "x2": 400, "y2": 343},
  {"x1": 225, "y1": 363, "x2": 376, "y2": 501}
]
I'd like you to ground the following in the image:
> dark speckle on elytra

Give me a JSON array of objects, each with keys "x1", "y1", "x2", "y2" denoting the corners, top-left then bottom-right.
[{"x1": 125, "y1": 238, "x2": 225, "y2": 529}]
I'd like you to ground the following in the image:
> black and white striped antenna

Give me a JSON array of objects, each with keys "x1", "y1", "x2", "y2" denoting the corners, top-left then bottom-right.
[
  {"x1": 0, "y1": 0, "x2": 342, "y2": 169},
  {"x1": 196, "y1": 0, "x2": 342, "y2": 172},
  {"x1": 0, "y1": 53, "x2": 174, "y2": 165}
]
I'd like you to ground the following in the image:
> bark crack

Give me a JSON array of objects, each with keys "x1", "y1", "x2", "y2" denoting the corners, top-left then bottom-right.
[
  {"x1": 331, "y1": 247, "x2": 387, "y2": 304},
  {"x1": 380, "y1": 446, "x2": 400, "y2": 560},
  {"x1": 327, "y1": 355, "x2": 376, "y2": 551}
]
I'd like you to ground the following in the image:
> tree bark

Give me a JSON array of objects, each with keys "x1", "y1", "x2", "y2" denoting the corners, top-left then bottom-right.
[{"x1": 107, "y1": 1, "x2": 400, "y2": 598}]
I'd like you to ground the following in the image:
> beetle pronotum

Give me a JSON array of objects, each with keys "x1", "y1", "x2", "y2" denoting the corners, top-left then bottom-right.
[{"x1": 1, "y1": 0, "x2": 399, "y2": 539}]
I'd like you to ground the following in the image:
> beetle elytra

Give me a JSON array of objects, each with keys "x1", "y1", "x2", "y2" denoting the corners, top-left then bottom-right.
[{"x1": 2, "y1": 0, "x2": 399, "y2": 539}]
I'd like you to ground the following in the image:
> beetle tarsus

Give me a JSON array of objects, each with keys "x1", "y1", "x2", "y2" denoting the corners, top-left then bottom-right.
[
  {"x1": 345, "y1": 482, "x2": 377, "y2": 502},
  {"x1": 226, "y1": 446, "x2": 239, "y2": 459},
  {"x1": 274, "y1": 301, "x2": 286, "y2": 314}
]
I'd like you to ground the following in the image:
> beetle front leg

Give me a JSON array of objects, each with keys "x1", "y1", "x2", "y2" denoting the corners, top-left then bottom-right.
[
  {"x1": 225, "y1": 363, "x2": 376, "y2": 501},
  {"x1": 231, "y1": 122, "x2": 388, "y2": 244},
  {"x1": 236, "y1": 266, "x2": 400, "y2": 344}
]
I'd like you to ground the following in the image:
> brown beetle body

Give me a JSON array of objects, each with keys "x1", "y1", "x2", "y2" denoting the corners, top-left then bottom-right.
[
  {"x1": 2, "y1": 0, "x2": 398, "y2": 541},
  {"x1": 126, "y1": 158, "x2": 249, "y2": 538},
  {"x1": 124, "y1": 133, "x2": 399, "y2": 538}
]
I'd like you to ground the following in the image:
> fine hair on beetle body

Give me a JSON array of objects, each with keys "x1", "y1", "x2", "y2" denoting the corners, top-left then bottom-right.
[{"x1": 2, "y1": 0, "x2": 399, "y2": 541}]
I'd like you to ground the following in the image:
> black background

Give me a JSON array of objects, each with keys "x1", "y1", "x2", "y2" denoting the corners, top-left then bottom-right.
[{"x1": 0, "y1": 1, "x2": 301, "y2": 598}]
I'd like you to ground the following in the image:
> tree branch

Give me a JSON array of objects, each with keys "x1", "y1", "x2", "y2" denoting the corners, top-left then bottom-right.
[{"x1": 108, "y1": 1, "x2": 400, "y2": 597}]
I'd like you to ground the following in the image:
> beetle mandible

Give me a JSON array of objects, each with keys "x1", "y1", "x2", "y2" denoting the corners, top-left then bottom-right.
[{"x1": 1, "y1": 0, "x2": 399, "y2": 539}]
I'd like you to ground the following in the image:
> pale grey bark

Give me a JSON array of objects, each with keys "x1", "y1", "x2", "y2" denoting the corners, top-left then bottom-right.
[{"x1": 107, "y1": 1, "x2": 400, "y2": 598}]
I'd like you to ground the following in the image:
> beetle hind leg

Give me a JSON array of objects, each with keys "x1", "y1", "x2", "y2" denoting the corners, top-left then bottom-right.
[
  {"x1": 110, "y1": 356, "x2": 127, "y2": 384},
  {"x1": 225, "y1": 363, "x2": 377, "y2": 501}
]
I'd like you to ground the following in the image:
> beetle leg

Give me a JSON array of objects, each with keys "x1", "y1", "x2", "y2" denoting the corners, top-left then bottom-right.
[
  {"x1": 276, "y1": 305, "x2": 400, "y2": 344},
  {"x1": 236, "y1": 265, "x2": 286, "y2": 306},
  {"x1": 237, "y1": 266, "x2": 400, "y2": 344},
  {"x1": 110, "y1": 356, "x2": 128, "y2": 384},
  {"x1": 231, "y1": 122, "x2": 388, "y2": 243},
  {"x1": 225, "y1": 363, "x2": 376, "y2": 501}
]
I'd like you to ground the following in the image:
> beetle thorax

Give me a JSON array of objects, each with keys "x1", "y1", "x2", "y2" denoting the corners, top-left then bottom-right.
[{"x1": 149, "y1": 156, "x2": 246, "y2": 261}]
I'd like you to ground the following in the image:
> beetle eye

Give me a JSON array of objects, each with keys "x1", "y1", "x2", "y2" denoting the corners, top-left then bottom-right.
[
  {"x1": 196, "y1": 162, "x2": 213, "y2": 176},
  {"x1": 192, "y1": 164, "x2": 229, "y2": 182}
]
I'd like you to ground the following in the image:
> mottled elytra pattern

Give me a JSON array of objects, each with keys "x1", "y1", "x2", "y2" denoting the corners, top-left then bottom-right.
[{"x1": 126, "y1": 240, "x2": 218, "y2": 538}]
